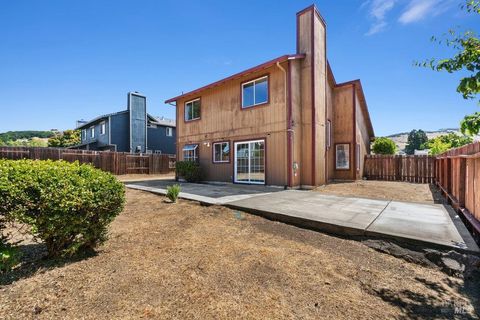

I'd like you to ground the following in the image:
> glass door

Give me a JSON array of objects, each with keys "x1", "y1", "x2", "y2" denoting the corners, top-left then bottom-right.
[{"x1": 234, "y1": 140, "x2": 265, "y2": 184}]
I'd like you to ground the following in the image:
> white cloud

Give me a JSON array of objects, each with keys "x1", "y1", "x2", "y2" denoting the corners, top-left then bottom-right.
[
  {"x1": 364, "y1": 0, "x2": 397, "y2": 35},
  {"x1": 399, "y1": 0, "x2": 456, "y2": 24}
]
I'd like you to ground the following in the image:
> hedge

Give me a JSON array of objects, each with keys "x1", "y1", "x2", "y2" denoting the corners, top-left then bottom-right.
[
  {"x1": 176, "y1": 161, "x2": 204, "y2": 183},
  {"x1": 0, "y1": 159, "x2": 125, "y2": 257}
]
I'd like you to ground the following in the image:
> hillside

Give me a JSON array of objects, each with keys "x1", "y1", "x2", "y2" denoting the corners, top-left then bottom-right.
[
  {"x1": 0, "y1": 130, "x2": 55, "y2": 147},
  {"x1": 386, "y1": 129, "x2": 480, "y2": 153}
]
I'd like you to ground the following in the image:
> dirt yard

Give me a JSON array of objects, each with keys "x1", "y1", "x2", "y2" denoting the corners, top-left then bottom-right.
[
  {"x1": 315, "y1": 180, "x2": 444, "y2": 203},
  {"x1": 1, "y1": 189, "x2": 478, "y2": 319}
]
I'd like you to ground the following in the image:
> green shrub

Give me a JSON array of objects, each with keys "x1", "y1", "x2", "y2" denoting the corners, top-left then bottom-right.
[
  {"x1": 0, "y1": 159, "x2": 125, "y2": 257},
  {"x1": 166, "y1": 184, "x2": 181, "y2": 203},
  {"x1": 176, "y1": 161, "x2": 204, "y2": 183},
  {"x1": 0, "y1": 243, "x2": 20, "y2": 273},
  {"x1": 372, "y1": 137, "x2": 397, "y2": 155}
]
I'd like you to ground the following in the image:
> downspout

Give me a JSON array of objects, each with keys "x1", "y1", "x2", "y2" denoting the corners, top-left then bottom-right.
[{"x1": 276, "y1": 61, "x2": 291, "y2": 188}]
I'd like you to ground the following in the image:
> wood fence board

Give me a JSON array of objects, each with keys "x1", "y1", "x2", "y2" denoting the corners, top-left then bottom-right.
[{"x1": 0, "y1": 147, "x2": 175, "y2": 175}]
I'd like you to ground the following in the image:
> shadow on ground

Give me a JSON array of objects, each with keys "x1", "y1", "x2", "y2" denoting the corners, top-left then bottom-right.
[{"x1": 0, "y1": 243, "x2": 97, "y2": 286}]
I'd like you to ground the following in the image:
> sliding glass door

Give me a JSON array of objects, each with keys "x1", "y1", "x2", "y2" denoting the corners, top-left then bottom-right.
[{"x1": 234, "y1": 140, "x2": 265, "y2": 184}]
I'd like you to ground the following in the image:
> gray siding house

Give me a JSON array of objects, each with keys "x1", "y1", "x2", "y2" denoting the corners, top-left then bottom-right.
[{"x1": 74, "y1": 92, "x2": 176, "y2": 154}]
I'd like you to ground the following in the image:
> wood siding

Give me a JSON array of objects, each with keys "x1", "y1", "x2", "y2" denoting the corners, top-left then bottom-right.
[{"x1": 176, "y1": 64, "x2": 288, "y2": 186}]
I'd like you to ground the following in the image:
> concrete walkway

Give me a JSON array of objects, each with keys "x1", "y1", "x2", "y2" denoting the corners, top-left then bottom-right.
[{"x1": 126, "y1": 181, "x2": 479, "y2": 253}]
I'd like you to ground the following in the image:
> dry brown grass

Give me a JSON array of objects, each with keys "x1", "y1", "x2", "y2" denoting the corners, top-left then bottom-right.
[
  {"x1": 315, "y1": 180, "x2": 444, "y2": 203},
  {"x1": 0, "y1": 189, "x2": 477, "y2": 319},
  {"x1": 115, "y1": 173, "x2": 174, "y2": 182}
]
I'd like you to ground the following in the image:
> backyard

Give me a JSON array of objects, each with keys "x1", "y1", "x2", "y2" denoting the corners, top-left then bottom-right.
[{"x1": 1, "y1": 188, "x2": 478, "y2": 319}]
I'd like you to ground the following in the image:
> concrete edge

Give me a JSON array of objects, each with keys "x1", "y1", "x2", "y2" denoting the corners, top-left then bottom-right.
[
  {"x1": 224, "y1": 203, "x2": 366, "y2": 237},
  {"x1": 125, "y1": 184, "x2": 220, "y2": 205}
]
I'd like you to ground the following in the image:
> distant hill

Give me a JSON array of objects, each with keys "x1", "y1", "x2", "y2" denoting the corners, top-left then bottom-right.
[
  {"x1": 386, "y1": 129, "x2": 480, "y2": 153},
  {"x1": 0, "y1": 130, "x2": 54, "y2": 142}
]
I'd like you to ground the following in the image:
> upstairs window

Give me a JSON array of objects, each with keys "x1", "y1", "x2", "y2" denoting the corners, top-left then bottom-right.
[
  {"x1": 183, "y1": 144, "x2": 198, "y2": 162},
  {"x1": 166, "y1": 127, "x2": 173, "y2": 137},
  {"x1": 213, "y1": 142, "x2": 230, "y2": 163},
  {"x1": 100, "y1": 121, "x2": 106, "y2": 135},
  {"x1": 242, "y1": 76, "x2": 268, "y2": 108},
  {"x1": 82, "y1": 129, "x2": 86, "y2": 141},
  {"x1": 185, "y1": 98, "x2": 201, "y2": 121},
  {"x1": 90, "y1": 126, "x2": 95, "y2": 139}
]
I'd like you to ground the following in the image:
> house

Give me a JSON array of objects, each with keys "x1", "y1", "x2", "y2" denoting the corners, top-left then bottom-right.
[
  {"x1": 75, "y1": 92, "x2": 176, "y2": 154},
  {"x1": 165, "y1": 5, "x2": 374, "y2": 188}
]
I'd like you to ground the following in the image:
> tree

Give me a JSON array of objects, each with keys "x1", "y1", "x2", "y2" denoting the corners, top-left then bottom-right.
[
  {"x1": 48, "y1": 130, "x2": 81, "y2": 148},
  {"x1": 404, "y1": 129, "x2": 428, "y2": 155},
  {"x1": 423, "y1": 132, "x2": 473, "y2": 155},
  {"x1": 417, "y1": 0, "x2": 480, "y2": 135},
  {"x1": 372, "y1": 137, "x2": 397, "y2": 155}
]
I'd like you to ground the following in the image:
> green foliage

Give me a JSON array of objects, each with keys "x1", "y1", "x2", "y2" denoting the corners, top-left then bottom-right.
[
  {"x1": 0, "y1": 243, "x2": 20, "y2": 273},
  {"x1": 0, "y1": 137, "x2": 49, "y2": 147},
  {"x1": 175, "y1": 161, "x2": 204, "y2": 183},
  {"x1": 166, "y1": 184, "x2": 181, "y2": 203},
  {"x1": 48, "y1": 130, "x2": 81, "y2": 148},
  {"x1": 422, "y1": 132, "x2": 473, "y2": 155},
  {"x1": 417, "y1": 0, "x2": 480, "y2": 135},
  {"x1": 0, "y1": 159, "x2": 125, "y2": 257},
  {"x1": 461, "y1": 112, "x2": 480, "y2": 135},
  {"x1": 372, "y1": 137, "x2": 397, "y2": 155},
  {"x1": 0, "y1": 131, "x2": 54, "y2": 142},
  {"x1": 405, "y1": 130, "x2": 428, "y2": 155}
]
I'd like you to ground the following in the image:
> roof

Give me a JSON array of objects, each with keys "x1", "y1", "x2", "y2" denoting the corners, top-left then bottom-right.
[
  {"x1": 77, "y1": 111, "x2": 176, "y2": 129},
  {"x1": 76, "y1": 110, "x2": 128, "y2": 129},
  {"x1": 335, "y1": 78, "x2": 375, "y2": 138},
  {"x1": 164, "y1": 54, "x2": 306, "y2": 104}
]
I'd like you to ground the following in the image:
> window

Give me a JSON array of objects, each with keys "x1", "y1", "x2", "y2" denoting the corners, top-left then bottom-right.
[
  {"x1": 335, "y1": 144, "x2": 350, "y2": 170},
  {"x1": 242, "y1": 76, "x2": 268, "y2": 108},
  {"x1": 183, "y1": 144, "x2": 198, "y2": 162},
  {"x1": 356, "y1": 144, "x2": 360, "y2": 171},
  {"x1": 166, "y1": 127, "x2": 173, "y2": 137},
  {"x1": 185, "y1": 99, "x2": 201, "y2": 121},
  {"x1": 213, "y1": 142, "x2": 230, "y2": 163},
  {"x1": 100, "y1": 122, "x2": 106, "y2": 135},
  {"x1": 82, "y1": 129, "x2": 86, "y2": 141},
  {"x1": 326, "y1": 120, "x2": 332, "y2": 149},
  {"x1": 90, "y1": 126, "x2": 95, "y2": 139}
]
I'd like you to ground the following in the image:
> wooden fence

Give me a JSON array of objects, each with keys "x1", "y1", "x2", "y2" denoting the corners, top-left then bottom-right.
[
  {"x1": 364, "y1": 155, "x2": 436, "y2": 183},
  {"x1": 436, "y1": 142, "x2": 480, "y2": 236},
  {"x1": 0, "y1": 147, "x2": 176, "y2": 175}
]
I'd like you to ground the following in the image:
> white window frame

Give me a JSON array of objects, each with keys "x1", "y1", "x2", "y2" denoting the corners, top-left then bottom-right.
[
  {"x1": 326, "y1": 120, "x2": 332, "y2": 149},
  {"x1": 241, "y1": 76, "x2": 269, "y2": 108},
  {"x1": 166, "y1": 127, "x2": 173, "y2": 137},
  {"x1": 213, "y1": 142, "x2": 230, "y2": 163},
  {"x1": 184, "y1": 98, "x2": 201, "y2": 122},
  {"x1": 335, "y1": 143, "x2": 350, "y2": 170},
  {"x1": 90, "y1": 126, "x2": 95, "y2": 139},
  {"x1": 100, "y1": 121, "x2": 106, "y2": 135},
  {"x1": 183, "y1": 144, "x2": 198, "y2": 162},
  {"x1": 234, "y1": 139, "x2": 266, "y2": 185}
]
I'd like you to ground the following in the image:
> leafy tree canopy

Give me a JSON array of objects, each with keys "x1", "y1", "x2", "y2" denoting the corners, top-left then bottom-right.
[
  {"x1": 422, "y1": 132, "x2": 473, "y2": 155},
  {"x1": 0, "y1": 130, "x2": 54, "y2": 142},
  {"x1": 372, "y1": 137, "x2": 397, "y2": 155},
  {"x1": 405, "y1": 129, "x2": 428, "y2": 155},
  {"x1": 417, "y1": 0, "x2": 480, "y2": 136},
  {"x1": 48, "y1": 130, "x2": 81, "y2": 148}
]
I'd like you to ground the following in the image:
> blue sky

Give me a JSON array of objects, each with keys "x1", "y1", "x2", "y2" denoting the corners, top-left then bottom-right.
[{"x1": 0, "y1": 0, "x2": 478, "y2": 136}]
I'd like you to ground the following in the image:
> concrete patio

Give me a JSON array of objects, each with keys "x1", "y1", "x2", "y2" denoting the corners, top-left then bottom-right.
[{"x1": 126, "y1": 180, "x2": 479, "y2": 253}]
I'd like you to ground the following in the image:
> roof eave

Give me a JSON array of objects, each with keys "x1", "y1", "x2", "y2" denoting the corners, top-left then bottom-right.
[{"x1": 164, "y1": 54, "x2": 305, "y2": 104}]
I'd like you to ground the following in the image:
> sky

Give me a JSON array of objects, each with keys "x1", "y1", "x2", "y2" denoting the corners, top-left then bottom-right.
[{"x1": 0, "y1": 0, "x2": 478, "y2": 136}]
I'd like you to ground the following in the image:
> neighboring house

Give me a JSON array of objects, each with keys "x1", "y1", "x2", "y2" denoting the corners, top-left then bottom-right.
[
  {"x1": 74, "y1": 92, "x2": 176, "y2": 154},
  {"x1": 165, "y1": 5, "x2": 374, "y2": 188}
]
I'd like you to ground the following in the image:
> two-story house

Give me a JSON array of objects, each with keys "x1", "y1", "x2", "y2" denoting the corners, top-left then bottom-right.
[
  {"x1": 165, "y1": 5, "x2": 374, "y2": 188},
  {"x1": 75, "y1": 92, "x2": 176, "y2": 154}
]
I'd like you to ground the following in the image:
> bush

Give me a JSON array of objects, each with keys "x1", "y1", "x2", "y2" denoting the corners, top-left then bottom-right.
[
  {"x1": 372, "y1": 137, "x2": 397, "y2": 155},
  {"x1": 0, "y1": 159, "x2": 125, "y2": 257},
  {"x1": 0, "y1": 216, "x2": 20, "y2": 273},
  {"x1": 166, "y1": 184, "x2": 181, "y2": 203},
  {"x1": 176, "y1": 161, "x2": 204, "y2": 183}
]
